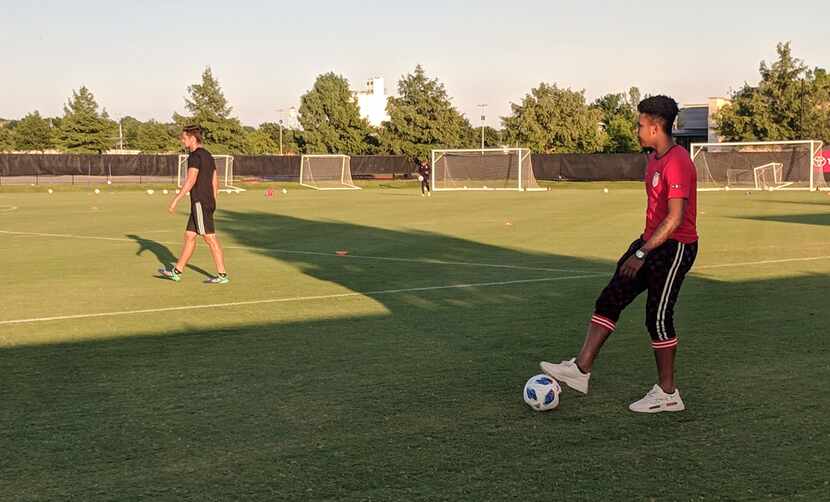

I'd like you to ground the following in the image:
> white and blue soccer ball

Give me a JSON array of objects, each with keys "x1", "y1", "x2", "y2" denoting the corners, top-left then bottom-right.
[{"x1": 523, "y1": 374, "x2": 561, "y2": 412}]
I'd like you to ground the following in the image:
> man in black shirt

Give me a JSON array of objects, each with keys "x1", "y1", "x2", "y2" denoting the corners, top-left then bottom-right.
[
  {"x1": 159, "y1": 125, "x2": 229, "y2": 284},
  {"x1": 417, "y1": 159, "x2": 431, "y2": 197}
]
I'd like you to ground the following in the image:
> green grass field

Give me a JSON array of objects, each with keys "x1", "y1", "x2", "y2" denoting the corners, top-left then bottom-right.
[{"x1": 1, "y1": 183, "x2": 828, "y2": 501}]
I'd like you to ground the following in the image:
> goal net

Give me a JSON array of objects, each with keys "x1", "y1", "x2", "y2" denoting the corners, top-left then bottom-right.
[
  {"x1": 178, "y1": 154, "x2": 243, "y2": 193},
  {"x1": 691, "y1": 141, "x2": 826, "y2": 191},
  {"x1": 431, "y1": 148, "x2": 544, "y2": 191},
  {"x1": 299, "y1": 155, "x2": 359, "y2": 190}
]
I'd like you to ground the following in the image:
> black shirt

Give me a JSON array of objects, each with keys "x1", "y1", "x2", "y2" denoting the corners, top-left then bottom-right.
[{"x1": 187, "y1": 148, "x2": 216, "y2": 205}]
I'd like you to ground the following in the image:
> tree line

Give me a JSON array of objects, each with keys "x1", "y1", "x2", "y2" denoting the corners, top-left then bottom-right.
[{"x1": 0, "y1": 42, "x2": 826, "y2": 157}]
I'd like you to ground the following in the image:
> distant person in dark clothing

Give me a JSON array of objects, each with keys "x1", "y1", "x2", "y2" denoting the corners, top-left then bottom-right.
[{"x1": 417, "y1": 159, "x2": 431, "y2": 197}]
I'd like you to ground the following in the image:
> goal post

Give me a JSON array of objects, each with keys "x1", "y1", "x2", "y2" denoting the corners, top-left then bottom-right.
[
  {"x1": 690, "y1": 140, "x2": 825, "y2": 191},
  {"x1": 299, "y1": 154, "x2": 360, "y2": 190},
  {"x1": 177, "y1": 154, "x2": 244, "y2": 193},
  {"x1": 430, "y1": 148, "x2": 544, "y2": 192}
]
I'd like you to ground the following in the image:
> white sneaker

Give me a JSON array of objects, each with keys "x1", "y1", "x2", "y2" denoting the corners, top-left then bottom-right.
[
  {"x1": 629, "y1": 384, "x2": 685, "y2": 413},
  {"x1": 539, "y1": 358, "x2": 590, "y2": 394}
]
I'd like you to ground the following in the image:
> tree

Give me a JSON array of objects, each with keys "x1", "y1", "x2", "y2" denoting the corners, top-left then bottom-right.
[
  {"x1": 56, "y1": 87, "x2": 115, "y2": 153},
  {"x1": 803, "y1": 67, "x2": 830, "y2": 143},
  {"x1": 119, "y1": 116, "x2": 142, "y2": 149},
  {"x1": 174, "y1": 67, "x2": 246, "y2": 154},
  {"x1": 502, "y1": 83, "x2": 606, "y2": 153},
  {"x1": 298, "y1": 72, "x2": 376, "y2": 155},
  {"x1": 592, "y1": 88, "x2": 641, "y2": 153},
  {"x1": 134, "y1": 120, "x2": 179, "y2": 153},
  {"x1": 0, "y1": 124, "x2": 14, "y2": 152},
  {"x1": 381, "y1": 65, "x2": 474, "y2": 160},
  {"x1": 13, "y1": 111, "x2": 54, "y2": 152},
  {"x1": 247, "y1": 122, "x2": 302, "y2": 155},
  {"x1": 715, "y1": 42, "x2": 828, "y2": 143}
]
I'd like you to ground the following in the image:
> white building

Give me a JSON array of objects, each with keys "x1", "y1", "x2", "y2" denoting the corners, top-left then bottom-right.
[{"x1": 354, "y1": 77, "x2": 390, "y2": 127}]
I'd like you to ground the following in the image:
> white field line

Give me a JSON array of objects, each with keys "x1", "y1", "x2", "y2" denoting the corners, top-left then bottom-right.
[
  {"x1": 0, "y1": 230, "x2": 595, "y2": 274},
  {"x1": 0, "y1": 274, "x2": 605, "y2": 326}
]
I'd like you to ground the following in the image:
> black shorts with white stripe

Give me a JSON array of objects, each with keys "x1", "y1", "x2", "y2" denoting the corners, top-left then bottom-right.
[
  {"x1": 187, "y1": 201, "x2": 216, "y2": 235},
  {"x1": 592, "y1": 237, "x2": 698, "y2": 350}
]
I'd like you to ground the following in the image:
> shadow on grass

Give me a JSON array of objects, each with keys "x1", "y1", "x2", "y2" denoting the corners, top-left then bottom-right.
[
  {"x1": 0, "y1": 214, "x2": 827, "y2": 500},
  {"x1": 736, "y1": 213, "x2": 830, "y2": 228},
  {"x1": 126, "y1": 234, "x2": 214, "y2": 278}
]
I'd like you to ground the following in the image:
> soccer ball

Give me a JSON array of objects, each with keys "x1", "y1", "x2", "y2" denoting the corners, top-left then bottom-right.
[
  {"x1": 417, "y1": 175, "x2": 424, "y2": 182},
  {"x1": 107, "y1": 180, "x2": 112, "y2": 185},
  {"x1": 282, "y1": 188, "x2": 287, "y2": 194},
  {"x1": 147, "y1": 189, "x2": 154, "y2": 195},
  {"x1": 162, "y1": 189, "x2": 169, "y2": 195},
  {"x1": 94, "y1": 188, "x2": 100, "y2": 194},
  {"x1": 47, "y1": 188, "x2": 53, "y2": 194},
  {"x1": 523, "y1": 374, "x2": 561, "y2": 412}
]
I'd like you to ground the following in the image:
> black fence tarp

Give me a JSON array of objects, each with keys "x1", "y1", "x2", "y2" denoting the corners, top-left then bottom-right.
[
  {"x1": 0, "y1": 154, "x2": 178, "y2": 181},
  {"x1": 532, "y1": 153, "x2": 647, "y2": 181},
  {"x1": 233, "y1": 155, "x2": 300, "y2": 179},
  {"x1": 0, "y1": 153, "x2": 650, "y2": 183}
]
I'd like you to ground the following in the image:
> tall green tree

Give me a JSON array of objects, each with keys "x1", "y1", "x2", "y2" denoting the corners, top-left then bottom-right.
[
  {"x1": 13, "y1": 111, "x2": 54, "y2": 152},
  {"x1": 56, "y1": 87, "x2": 115, "y2": 153},
  {"x1": 803, "y1": 67, "x2": 830, "y2": 143},
  {"x1": 592, "y1": 88, "x2": 641, "y2": 153},
  {"x1": 134, "y1": 120, "x2": 179, "y2": 153},
  {"x1": 298, "y1": 72, "x2": 376, "y2": 154},
  {"x1": 173, "y1": 67, "x2": 246, "y2": 154},
  {"x1": 119, "y1": 116, "x2": 142, "y2": 149},
  {"x1": 0, "y1": 124, "x2": 14, "y2": 152},
  {"x1": 381, "y1": 65, "x2": 473, "y2": 160},
  {"x1": 715, "y1": 42, "x2": 828, "y2": 143},
  {"x1": 502, "y1": 83, "x2": 606, "y2": 153},
  {"x1": 247, "y1": 122, "x2": 302, "y2": 155}
]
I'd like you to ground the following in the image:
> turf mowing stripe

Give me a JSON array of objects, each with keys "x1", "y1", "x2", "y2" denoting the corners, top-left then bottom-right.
[
  {"x1": 0, "y1": 274, "x2": 606, "y2": 326},
  {"x1": 695, "y1": 255, "x2": 830, "y2": 269},
  {"x1": 0, "y1": 229, "x2": 596, "y2": 274}
]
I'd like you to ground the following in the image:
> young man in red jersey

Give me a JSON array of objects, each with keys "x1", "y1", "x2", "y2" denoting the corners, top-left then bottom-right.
[{"x1": 541, "y1": 96, "x2": 698, "y2": 413}]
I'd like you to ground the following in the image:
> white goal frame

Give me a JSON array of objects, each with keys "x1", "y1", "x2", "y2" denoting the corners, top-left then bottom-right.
[
  {"x1": 177, "y1": 154, "x2": 244, "y2": 193},
  {"x1": 690, "y1": 140, "x2": 825, "y2": 192},
  {"x1": 430, "y1": 148, "x2": 545, "y2": 192},
  {"x1": 299, "y1": 154, "x2": 360, "y2": 190}
]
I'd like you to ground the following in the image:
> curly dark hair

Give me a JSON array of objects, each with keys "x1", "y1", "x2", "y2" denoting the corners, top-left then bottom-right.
[
  {"x1": 637, "y1": 95, "x2": 679, "y2": 136},
  {"x1": 182, "y1": 125, "x2": 203, "y2": 144}
]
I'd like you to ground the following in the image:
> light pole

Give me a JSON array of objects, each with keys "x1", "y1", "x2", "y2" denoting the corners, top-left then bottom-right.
[
  {"x1": 277, "y1": 107, "x2": 297, "y2": 155},
  {"x1": 477, "y1": 104, "x2": 488, "y2": 149}
]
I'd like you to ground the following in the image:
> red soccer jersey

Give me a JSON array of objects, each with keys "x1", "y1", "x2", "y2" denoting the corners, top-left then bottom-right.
[{"x1": 643, "y1": 145, "x2": 698, "y2": 244}]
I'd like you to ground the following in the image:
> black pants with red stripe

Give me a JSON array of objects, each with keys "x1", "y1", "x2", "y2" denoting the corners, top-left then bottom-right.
[{"x1": 593, "y1": 238, "x2": 698, "y2": 350}]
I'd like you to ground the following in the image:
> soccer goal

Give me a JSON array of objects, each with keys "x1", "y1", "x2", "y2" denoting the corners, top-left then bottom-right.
[
  {"x1": 690, "y1": 141, "x2": 826, "y2": 191},
  {"x1": 431, "y1": 148, "x2": 544, "y2": 191},
  {"x1": 299, "y1": 155, "x2": 360, "y2": 190},
  {"x1": 177, "y1": 154, "x2": 244, "y2": 193}
]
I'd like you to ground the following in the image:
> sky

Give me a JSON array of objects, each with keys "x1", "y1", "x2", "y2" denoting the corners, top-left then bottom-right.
[{"x1": 1, "y1": 1, "x2": 827, "y2": 127}]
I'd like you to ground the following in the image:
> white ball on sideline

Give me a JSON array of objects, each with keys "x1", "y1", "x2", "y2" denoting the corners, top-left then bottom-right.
[
  {"x1": 146, "y1": 189, "x2": 154, "y2": 195},
  {"x1": 175, "y1": 189, "x2": 181, "y2": 194},
  {"x1": 282, "y1": 188, "x2": 288, "y2": 194},
  {"x1": 162, "y1": 189, "x2": 169, "y2": 195},
  {"x1": 523, "y1": 374, "x2": 562, "y2": 412},
  {"x1": 603, "y1": 188, "x2": 609, "y2": 193},
  {"x1": 48, "y1": 189, "x2": 54, "y2": 194},
  {"x1": 94, "y1": 188, "x2": 100, "y2": 194},
  {"x1": 107, "y1": 180, "x2": 112, "y2": 185}
]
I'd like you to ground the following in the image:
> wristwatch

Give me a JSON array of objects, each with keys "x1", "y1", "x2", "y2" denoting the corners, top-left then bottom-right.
[{"x1": 634, "y1": 249, "x2": 648, "y2": 260}]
